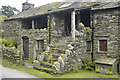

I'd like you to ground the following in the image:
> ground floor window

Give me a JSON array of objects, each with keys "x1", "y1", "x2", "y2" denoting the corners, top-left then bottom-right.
[
  {"x1": 86, "y1": 41, "x2": 91, "y2": 52},
  {"x1": 36, "y1": 40, "x2": 44, "y2": 49},
  {"x1": 99, "y1": 40, "x2": 107, "y2": 51}
]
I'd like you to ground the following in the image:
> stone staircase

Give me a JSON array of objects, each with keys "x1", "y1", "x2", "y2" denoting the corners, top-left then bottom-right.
[
  {"x1": 33, "y1": 47, "x2": 66, "y2": 74},
  {"x1": 33, "y1": 37, "x2": 73, "y2": 74}
]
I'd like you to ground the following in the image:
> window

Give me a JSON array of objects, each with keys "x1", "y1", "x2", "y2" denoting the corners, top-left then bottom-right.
[
  {"x1": 86, "y1": 41, "x2": 91, "y2": 52},
  {"x1": 99, "y1": 40, "x2": 107, "y2": 51},
  {"x1": 36, "y1": 40, "x2": 44, "y2": 49},
  {"x1": 59, "y1": 2, "x2": 74, "y2": 8},
  {"x1": 22, "y1": 19, "x2": 32, "y2": 29}
]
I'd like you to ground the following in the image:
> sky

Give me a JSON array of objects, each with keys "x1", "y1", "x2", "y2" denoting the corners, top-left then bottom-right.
[
  {"x1": 0, "y1": 0, "x2": 64, "y2": 11},
  {"x1": 0, "y1": 0, "x2": 119, "y2": 11}
]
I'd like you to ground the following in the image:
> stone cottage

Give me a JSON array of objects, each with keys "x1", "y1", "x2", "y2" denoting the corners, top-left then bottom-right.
[{"x1": 4, "y1": 2, "x2": 120, "y2": 74}]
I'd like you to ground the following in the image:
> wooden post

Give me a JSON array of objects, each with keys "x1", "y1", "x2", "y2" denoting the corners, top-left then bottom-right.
[
  {"x1": 18, "y1": 21, "x2": 23, "y2": 65},
  {"x1": 32, "y1": 19, "x2": 34, "y2": 29},
  {"x1": 71, "y1": 11, "x2": 75, "y2": 42},
  {"x1": 77, "y1": 11, "x2": 80, "y2": 27}
]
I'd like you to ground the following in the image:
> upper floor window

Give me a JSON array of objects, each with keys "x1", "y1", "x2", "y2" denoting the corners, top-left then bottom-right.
[{"x1": 99, "y1": 40, "x2": 107, "y2": 51}]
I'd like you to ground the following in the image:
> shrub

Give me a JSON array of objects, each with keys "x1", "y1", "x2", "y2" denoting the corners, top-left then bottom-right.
[
  {"x1": 72, "y1": 65, "x2": 80, "y2": 72},
  {"x1": 82, "y1": 58, "x2": 95, "y2": 71},
  {"x1": 2, "y1": 37, "x2": 17, "y2": 48},
  {"x1": 0, "y1": 38, "x2": 6, "y2": 45},
  {"x1": 0, "y1": 38, "x2": 2, "y2": 46}
]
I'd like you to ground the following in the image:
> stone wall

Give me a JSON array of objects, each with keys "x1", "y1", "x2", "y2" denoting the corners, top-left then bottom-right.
[
  {"x1": 2, "y1": 45, "x2": 21, "y2": 63},
  {"x1": 4, "y1": 20, "x2": 22, "y2": 49},
  {"x1": 32, "y1": 14, "x2": 92, "y2": 73},
  {"x1": 93, "y1": 8, "x2": 119, "y2": 59},
  {"x1": 50, "y1": 20, "x2": 92, "y2": 73},
  {"x1": 4, "y1": 12, "x2": 92, "y2": 73},
  {"x1": 50, "y1": 14, "x2": 66, "y2": 47},
  {"x1": 4, "y1": 20, "x2": 21, "y2": 38},
  {"x1": 19, "y1": 29, "x2": 49, "y2": 59}
]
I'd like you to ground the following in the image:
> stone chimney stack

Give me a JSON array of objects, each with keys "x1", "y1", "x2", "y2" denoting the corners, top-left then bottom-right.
[{"x1": 22, "y1": 2, "x2": 34, "y2": 11}]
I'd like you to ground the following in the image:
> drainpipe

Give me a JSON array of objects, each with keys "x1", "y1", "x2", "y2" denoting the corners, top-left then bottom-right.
[
  {"x1": 49, "y1": 14, "x2": 52, "y2": 44},
  {"x1": 91, "y1": 10, "x2": 94, "y2": 62},
  {"x1": 118, "y1": 4, "x2": 120, "y2": 75}
]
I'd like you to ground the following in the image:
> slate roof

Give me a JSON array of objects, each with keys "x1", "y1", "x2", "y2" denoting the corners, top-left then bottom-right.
[
  {"x1": 95, "y1": 57, "x2": 117, "y2": 65},
  {"x1": 91, "y1": 2, "x2": 120, "y2": 10},
  {"x1": 5, "y1": 2, "x2": 120, "y2": 21}
]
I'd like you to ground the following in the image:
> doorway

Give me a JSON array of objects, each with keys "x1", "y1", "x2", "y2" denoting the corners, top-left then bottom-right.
[
  {"x1": 80, "y1": 10, "x2": 90, "y2": 27},
  {"x1": 22, "y1": 36, "x2": 29, "y2": 59}
]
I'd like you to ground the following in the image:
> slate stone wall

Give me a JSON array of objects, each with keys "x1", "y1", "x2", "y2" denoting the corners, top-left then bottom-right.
[
  {"x1": 2, "y1": 45, "x2": 21, "y2": 63},
  {"x1": 20, "y1": 29, "x2": 49, "y2": 59},
  {"x1": 93, "y1": 8, "x2": 119, "y2": 59},
  {"x1": 4, "y1": 20, "x2": 21, "y2": 38},
  {"x1": 49, "y1": 14, "x2": 92, "y2": 72},
  {"x1": 50, "y1": 14, "x2": 92, "y2": 59},
  {"x1": 4, "y1": 13, "x2": 92, "y2": 73}
]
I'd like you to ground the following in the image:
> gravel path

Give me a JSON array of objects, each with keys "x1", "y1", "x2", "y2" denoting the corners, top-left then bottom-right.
[{"x1": 0, "y1": 65, "x2": 38, "y2": 78}]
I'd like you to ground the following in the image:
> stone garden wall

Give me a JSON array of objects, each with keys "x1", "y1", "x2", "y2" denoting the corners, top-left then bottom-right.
[
  {"x1": 2, "y1": 45, "x2": 21, "y2": 63},
  {"x1": 93, "y1": 8, "x2": 119, "y2": 59}
]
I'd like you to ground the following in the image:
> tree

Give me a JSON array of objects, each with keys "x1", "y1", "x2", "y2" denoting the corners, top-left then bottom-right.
[
  {"x1": 0, "y1": 15, "x2": 8, "y2": 38},
  {"x1": 1, "y1": 5, "x2": 20, "y2": 17}
]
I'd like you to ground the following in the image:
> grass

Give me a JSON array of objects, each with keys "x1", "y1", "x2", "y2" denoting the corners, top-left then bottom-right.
[
  {"x1": 2, "y1": 59, "x2": 56, "y2": 78},
  {"x1": 2, "y1": 59, "x2": 119, "y2": 78},
  {"x1": 60, "y1": 70, "x2": 118, "y2": 78}
]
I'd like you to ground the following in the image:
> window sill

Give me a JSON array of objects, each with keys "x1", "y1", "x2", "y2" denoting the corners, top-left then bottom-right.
[
  {"x1": 86, "y1": 51, "x2": 92, "y2": 54},
  {"x1": 97, "y1": 51, "x2": 107, "y2": 54}
]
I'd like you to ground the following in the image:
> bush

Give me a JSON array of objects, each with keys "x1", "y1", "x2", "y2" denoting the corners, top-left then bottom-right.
[
  {"x1": 72, "y1": 65, "x2": 80, "y2": 72},
  {"x1": 0, "y1": 38, "x2": 6, "y2": 45},
  {"x1": 82, "y1": 58, "x2": 95, "y2": 71},
  {"x1": 2, "y1": 37, "x2": 17, "y2": 48}
]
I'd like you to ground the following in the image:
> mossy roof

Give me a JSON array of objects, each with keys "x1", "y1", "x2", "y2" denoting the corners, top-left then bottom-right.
[
  {"x1": 91, "y1": 2, "x2": 120, "y2": 10},
  {"x1": 5, "y1": 2, "x2": 120, "y2": 21},
  {"x1": 95, "y1": 57, "x2": 117, "y2": 65}
]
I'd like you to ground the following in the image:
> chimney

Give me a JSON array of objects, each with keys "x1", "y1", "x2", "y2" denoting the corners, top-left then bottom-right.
[{"x1": 22, "y1": 2, "x2": 34, "y2": 11}]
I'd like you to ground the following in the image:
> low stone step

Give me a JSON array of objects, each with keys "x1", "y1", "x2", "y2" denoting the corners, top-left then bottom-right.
[
  {"x1": 51, "y1": 48, "x2": 65, "y2": 53},
  {"x1": 23, "y1": 60, "x2": 33, "y2": 68},
  {"x1": 51, "y1": 53, "x2": 60, "y2": 58},
  {"x1": 40, "y1": 62, "x2": 54, "y2": 68},
  {"x1": 44, "y1": 58, "x2": 58, "y2": 62},
  {"x1": 62, "y1": 37, "x2": 72, "y2": 42},
  {"x1": 34, "y1": 66, "x2": 56, "y2": 73}
]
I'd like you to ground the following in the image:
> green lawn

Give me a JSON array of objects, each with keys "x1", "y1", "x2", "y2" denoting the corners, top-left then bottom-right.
[{"x1": 2, "y1": 59, "x2": 118, "y2": 78}]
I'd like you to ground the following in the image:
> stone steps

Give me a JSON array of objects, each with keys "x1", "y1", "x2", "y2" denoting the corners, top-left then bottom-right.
[
  {"x1": 51, "y1": 48, "x2": 65, "y2": 53},
  {"x1": 37, "y1": 52, "x2": 65, "y2": 74},
  {"x1": 33, "y1": 66, "x2": 56, "y2": 73},
  {"x1": 44, "y1": 58, "x2": 58, "y2": 62},
  {"x1": 34, "y1": 44, "x2": 67, "y2": 74},
  {"x1": 51, "y1": 53, "x2": 61, "y2": 58},
  {"x1": 40, "y1": 61, "x2": 54, "y2": 68}
]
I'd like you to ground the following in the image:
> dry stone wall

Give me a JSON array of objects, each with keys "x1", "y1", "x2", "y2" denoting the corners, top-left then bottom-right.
[
  {"x1": 2, "y1": 45, "x2": 21, "y2": 63},
  {"x1": 4, "y1": 13, "x2": 92, "y2": 73},
  {"x1": 20, "y1": 29, "x2": 49, "y2": 59},
  {"x1": 93, "y1": 8, "x2": 119, "y2": 59},
  {"x1": 4, "y1": 20, "x2": 21, "y2": 38}
]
